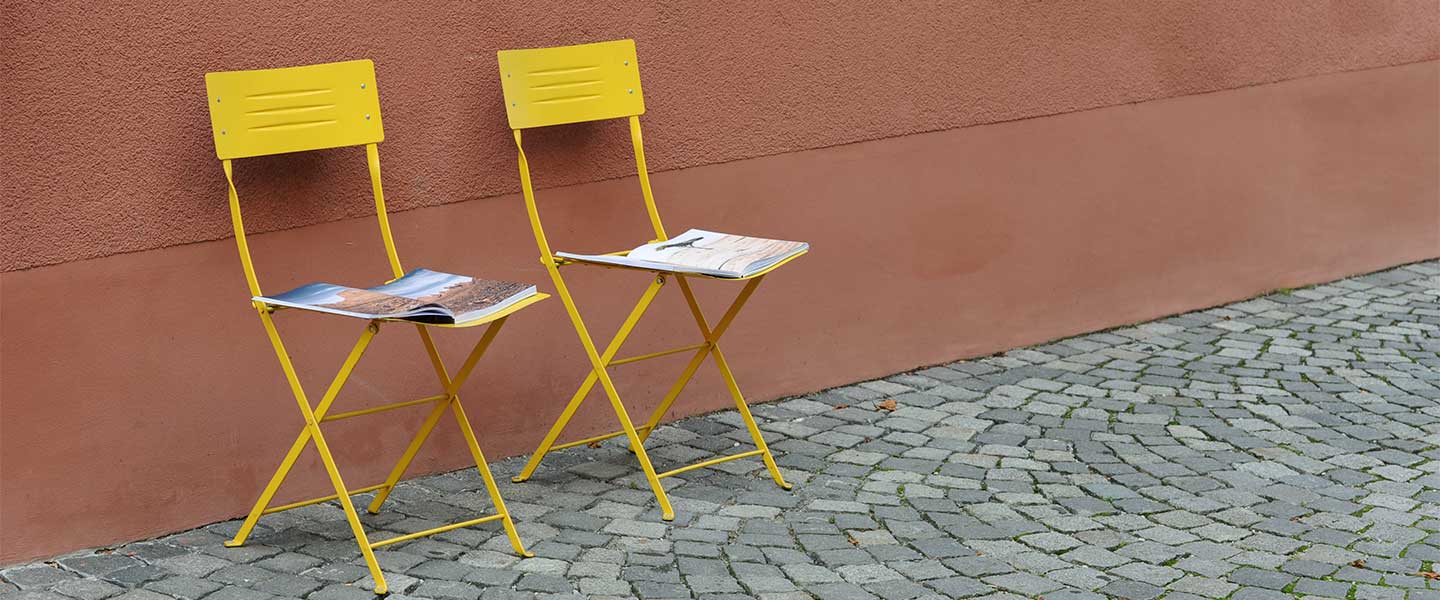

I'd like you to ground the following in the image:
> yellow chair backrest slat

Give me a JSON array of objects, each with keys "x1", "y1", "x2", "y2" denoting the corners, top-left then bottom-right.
[
  {"x1": 205, "y1": 60, "x2": 383, "y2": 159},
  {"x1": 497, "y1": 39, "x2": 644, "y2": 129}
]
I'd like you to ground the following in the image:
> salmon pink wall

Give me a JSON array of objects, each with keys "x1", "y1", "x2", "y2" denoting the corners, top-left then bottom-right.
[
  {"x1": 2, "y1": 1, "x2": 1435, "y2": 270},
  {"x1": 1, "y1": 1, "x2": 1437, "y2": 564}
]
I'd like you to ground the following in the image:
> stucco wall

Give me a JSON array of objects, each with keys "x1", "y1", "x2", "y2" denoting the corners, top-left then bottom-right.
[
  {"x1": 1, "y1": 2, "x2": 1437, "y2": 564},
  {"x1": 2, "y1": 1, "x2": 1435, "y2": 271}
]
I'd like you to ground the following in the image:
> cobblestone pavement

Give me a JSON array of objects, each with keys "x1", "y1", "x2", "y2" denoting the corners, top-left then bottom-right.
[{"x1": 5, "y1": 261, "x2": 1440, "y2": 600}]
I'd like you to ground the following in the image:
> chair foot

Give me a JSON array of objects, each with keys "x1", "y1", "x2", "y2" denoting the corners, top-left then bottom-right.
[
  {"x1": 510, "y1": 475, "x2": 528, "y2": 483},
  {"x1": 373, "y1": 583, "x2": 388, "y2": 595},
  {"x1": 778, "y1": 481, "x2": 794, "y2": 491},
  {"x1": 520, "y1": 550, "x2": 536, "y2": 558},
  {"x1": 223, "y1": 540, "x2": 244, "y2": 548},
  {"x1": 661, "y1": 510, "x2": 675, "y2": 521}
]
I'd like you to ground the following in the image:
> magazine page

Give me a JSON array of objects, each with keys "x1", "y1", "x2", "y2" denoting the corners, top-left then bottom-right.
[
  {"x1": 627, "y1": 229, "x2": 808, "y2": 276},
  {"x1": 256, "y1": 282, "x2": 449, "y2": 321},
  {"x1": 255, "y1": 269, "x2": 536, "y2": 323},
  {"x1": 371, "y1": 269, "x2": 537, "y2": 323},
  {"x1": 556, "y1": 229, "x2": 808, "y2": 278}
]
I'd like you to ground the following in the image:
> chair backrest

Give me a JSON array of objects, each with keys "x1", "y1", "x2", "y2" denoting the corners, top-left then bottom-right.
[
  {"x1": 497, "y1": 39, "x2": 644, "y2": 129},
  {"x1": 206, "y1": 60, "x2": 384, "y2": 159},
  {"x1": 205, "y1": 60, "x2": 404, "y2": 298},
  {"x1": 497, "y1": 40, "x2": 667, "y2": 259}
]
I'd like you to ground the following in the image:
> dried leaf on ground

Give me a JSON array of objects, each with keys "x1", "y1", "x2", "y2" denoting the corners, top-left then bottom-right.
[
  {"x1": 1418, "y1": 571, "x2": 1440, "y2": 580},
  {"x1": 1350, "y1": 559, "x2": 1367, "y2": 568},
  {"x1": 876, "y1": 399, "x2": 898, "y2": 412},
  {"x1": 587, "y1": 441, "x2": 603, "y2": 449},
  {"x1": 833, "y1": 404, "x2": 849, "y2": 410}
]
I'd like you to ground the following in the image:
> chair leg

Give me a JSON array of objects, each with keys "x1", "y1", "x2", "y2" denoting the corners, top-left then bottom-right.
[
  {"x1": 633, "y1": 342, "x2": 712, "y2": 445},
  {"x1": 239, "y1": 315, "x2": 389, "y2": 592},
  {"x1": 652, "y1": 275, "x2": 789, "y2": 489},
  {"x1": 363, "y1": 324, "x2": 465, "y2": 512},
  {"x1": 307, "y1": 421, "x2": 389, "y2": 594},
  {"x1": 364, "y1": 325, "x2": 471, "y2": 513},
  {"x1": 543, "y1": 269, "x2": 676, "y2": 519},
  {"x1": 435, "y1": 318, "x2": 533, "y2": 556},
  {"x1": 365, "y1": 318, "x2": 531, "y2": 558},
  {"x1": 228, "y1": 313, "x2": 531, "y2": 593},
  {"x1": 712, "y1": 343, "x2": 791, "y2": 490},
  {"x1": 450, "y1": 398, "x2": 533, "y2": 557},
  {"x1": 224, "y1": 429, "x2": 314, "y2": 548},
  {"x1": 228, "y1": 319, "x2": 378, "y2": 547},
  {"x1": 360, "y1": 324, "x2": 471, "y2": 513},
  {"x1": 593, "y1": 361, "x2": 676, "y2": 520},
  {"x1": 513, "y1": 277, "x2": 666, "y2": 482},
  {"x1": 365, "y1": 398, "x2": 449, "y2": 513},
  {"x1": 514, "y1": 271, "x2": 795, "y2": 515},
  {"x1": 631, "y1": 274, "x2": 752, "y2": 444}
]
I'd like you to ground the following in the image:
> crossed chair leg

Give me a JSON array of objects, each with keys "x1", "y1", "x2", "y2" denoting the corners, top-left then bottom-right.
[
  {"x1": 513, "y1": 273, "x2": 791, "y2": 521},
  {"x1": 226, "y1": 312, "x2": 531, "y2": 595}
]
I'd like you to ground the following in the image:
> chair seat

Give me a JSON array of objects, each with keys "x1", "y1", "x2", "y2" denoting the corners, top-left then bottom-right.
[
  {"x1": 560, "y1": 252, "x2": 805, "y2": 280},
  {"x1": 256, "y1": 268, "x2": 546, "y2": 327},
  {"x1": 557, "y1": 229, "x2": 808, "y2": 280}
]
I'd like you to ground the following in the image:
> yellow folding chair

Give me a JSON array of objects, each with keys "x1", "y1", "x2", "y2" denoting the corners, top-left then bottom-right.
[
  {"x1": 206, "y1": 59, "x2": 544, "y2": 594},
  {"x1": 497, "y1": 40, "x2": 805, "y2": 520}
]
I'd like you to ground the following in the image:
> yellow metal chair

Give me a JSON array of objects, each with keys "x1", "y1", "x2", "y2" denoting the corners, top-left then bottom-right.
[
  {"x1": 497, "y1": 39, "x2": 804, "y2": 520},
  {"x1": 205, "y1": 59, "x2": 544, "y2": 594}
]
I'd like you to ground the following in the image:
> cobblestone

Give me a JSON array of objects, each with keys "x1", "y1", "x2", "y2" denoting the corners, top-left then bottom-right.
[{"x1": 4, "y1": 261, "x2": 1439, "y2": 599}]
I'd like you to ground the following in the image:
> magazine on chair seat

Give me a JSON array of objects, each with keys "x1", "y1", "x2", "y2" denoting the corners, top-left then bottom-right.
[
  {"x1": 256, "y1": 268, "x2": 537, "y2": 324},
  {"x1": 556, "y1": 229, "x2": 808, "y2": 278}
]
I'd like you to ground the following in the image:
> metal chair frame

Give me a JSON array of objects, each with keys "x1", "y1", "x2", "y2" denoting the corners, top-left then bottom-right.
[
  {"x1": 497, "y1": 40, "x2": 801, "y2": 520},
  {"x1": 206, "y1": 59, "x2": 542, "y2": 594}
]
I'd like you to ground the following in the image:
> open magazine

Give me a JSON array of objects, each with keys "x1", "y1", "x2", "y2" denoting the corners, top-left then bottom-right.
[
  {"x1": 257, "y1": 269, "x2": 537, "y2": 324},
  {"x1": 557, "y1": 229, "x2": 808, "y2": 278}
]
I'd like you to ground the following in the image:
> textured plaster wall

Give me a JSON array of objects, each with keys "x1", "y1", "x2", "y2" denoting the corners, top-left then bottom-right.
[{"x1": 2, "y1": 1, "x2": 1437, "y2": 271}]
